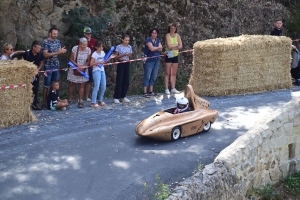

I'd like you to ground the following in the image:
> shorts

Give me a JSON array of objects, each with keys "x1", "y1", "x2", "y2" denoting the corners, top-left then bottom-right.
[
  {"x1": 50, "y1": 104, "x2": 57, "y2": 111},
  {"x1": 164, "y1": 56, "x2": 178, "y2": 63},
  {"x1": 44, "y1": 70, "x2": 60, "y2": 88},
  {"x1": 88, "y1": 67, "x2": 93, "y2": 83}
]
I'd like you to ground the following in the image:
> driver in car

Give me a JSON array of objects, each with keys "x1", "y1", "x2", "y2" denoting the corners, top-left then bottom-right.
[{"x1": 174, "y1": 97, "x2": 189, "y2": 114}]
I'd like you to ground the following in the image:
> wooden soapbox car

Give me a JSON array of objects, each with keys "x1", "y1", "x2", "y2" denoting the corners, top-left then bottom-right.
[{"x1": 135, "y1": 85, "x2": 218, "y2": 141}]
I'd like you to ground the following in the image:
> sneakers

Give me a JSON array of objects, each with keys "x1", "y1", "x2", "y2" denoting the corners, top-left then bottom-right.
[
  {"x1": 114, "y1": 99, "x2": 120, "y2": 104},
  {"x1": 171, "y1": 88, "x2": 180, "y2": 94},
  {"x1": 86, "y1": 98, "x2": 91, "y2": 102},
  {"x1": 120, "y1": 97, "x2": 130, "y2": 103},
  {"x1": 165, "y1": 89, "x2": 170, "y2": 95},
  {"x1": 60, "y1": 107, "x2": 67, "y2": 111}
]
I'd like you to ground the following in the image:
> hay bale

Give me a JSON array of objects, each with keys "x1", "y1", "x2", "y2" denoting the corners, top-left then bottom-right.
[
  {"x1": 189, "y1": 35, "x2": 292, "y2": 96},
  {"x1": 0, "y1": 60, "x2": 37, "y2": 128}
]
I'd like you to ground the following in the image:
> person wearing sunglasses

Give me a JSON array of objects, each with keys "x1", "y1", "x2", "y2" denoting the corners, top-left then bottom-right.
[
  {"x1": 23, "y1": 40, "x2": 45, "y2": 110},
  {"x1": 1, "y1": 43, "x2": 25, "y2": 60}
]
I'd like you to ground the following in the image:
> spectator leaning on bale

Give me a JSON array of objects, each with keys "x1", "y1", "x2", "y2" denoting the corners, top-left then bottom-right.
[
  {"x1": 0, "y1": 43, "x2": 25, "y2": 60},
  {"x1": 23, "y1": 40, "x2": 44, "y2": 110},
  {"x1": 41, "y1": 26, "x2": 67, "y2": 110}
]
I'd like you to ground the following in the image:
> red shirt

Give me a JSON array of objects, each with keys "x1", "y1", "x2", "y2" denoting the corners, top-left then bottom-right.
[{"x1": 77, "y1": 38, "x2": 97, "y2": 53}]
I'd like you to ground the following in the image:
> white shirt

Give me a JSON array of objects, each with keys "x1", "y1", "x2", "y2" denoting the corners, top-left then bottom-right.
[
  {"x1": 0, "y1": 53, "x2": 14, "y2": 60},
  {"x1": 92, "y1": 51, "x2": 106, "y2": 72}
]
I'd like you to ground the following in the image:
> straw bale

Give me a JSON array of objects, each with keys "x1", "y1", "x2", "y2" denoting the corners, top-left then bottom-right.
[
  {"x1": 0, "y1": 60, "x2": 37, "y2": 128},
  {"x1": 189, "y1": 35, "x2": 292, "y2": 96}
]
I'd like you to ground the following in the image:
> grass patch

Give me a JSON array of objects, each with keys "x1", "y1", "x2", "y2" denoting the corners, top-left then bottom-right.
[
  {"x1": 144, "y1": 174, "x2": 171, "y2": 200},
  {"x1": 197, "y1": 160, "x2": 204, "y2": 171},
  {"x1": 246, "y1": 171, "x2": 300, "y2": 200},
  {"x1": 154, "y1": 174, "x2": 171, "y2": 200}
]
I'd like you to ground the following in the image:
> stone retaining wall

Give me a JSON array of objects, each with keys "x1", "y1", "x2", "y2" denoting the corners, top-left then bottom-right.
[{"x1": 167, "y1": 97, "x2": 300, "y2": 200}]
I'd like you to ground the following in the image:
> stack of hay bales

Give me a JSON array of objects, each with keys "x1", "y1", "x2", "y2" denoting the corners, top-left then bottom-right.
[
  {"x1": 189, "y1": 35, "x2": 292, "y2": 96},
  {"x1": 0, "y1": 60, "x2": 37, "y2": 128}
]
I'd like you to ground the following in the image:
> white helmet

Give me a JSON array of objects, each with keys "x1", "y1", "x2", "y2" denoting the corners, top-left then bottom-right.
[{"x1": 176, "y1": 97, "x2": 189, "y2": 113}]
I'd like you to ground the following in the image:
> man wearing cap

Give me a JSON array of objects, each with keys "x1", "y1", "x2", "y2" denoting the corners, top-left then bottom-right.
[{"x1": 77, "y1": 27, "x2": 97, "y2": 101}]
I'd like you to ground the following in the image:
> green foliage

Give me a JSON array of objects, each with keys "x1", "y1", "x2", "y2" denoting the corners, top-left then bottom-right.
[
  {"x1": 283, "y1": 171, "x2": 300, "y2": 195},
  {"x1": 143, "y1": 174, "x2": 171, "y2": 200},
  {"x1": 154, "y1": 174, "x2": 171, "y2": 200},
  {"x1": 252, "y1": 184, "x2": 281, "y2": 200},
  {"x1": 62, "y1": 7, "x2": 109, "y2": 48},
  {"x1": 108, "y1": 0, "x2": 116, "y2": 15},
  {"x1": 15, "y1": 41, "x2": 27, "y2": 50},
  {"x1": 246, "y1": 171, "x2": 300, "y2": 199},
  {"x1": 197, "y1": 160, "x2": 204, "y2": 171},
  {"x1": 286, "y1": 3, "x2": 300, "y2": 38}
]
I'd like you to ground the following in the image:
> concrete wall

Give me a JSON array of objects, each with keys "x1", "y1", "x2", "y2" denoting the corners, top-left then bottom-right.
[{"x1": 167, "y1": 97, "x2": 300, "y2": 200}]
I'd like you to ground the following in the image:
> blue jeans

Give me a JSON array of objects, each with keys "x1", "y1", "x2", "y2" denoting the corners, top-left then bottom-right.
[
  {"x1": 143, "y1": 61, "x2": 159, "y2": 87},
  {"x1": 92, "y1": 70, "x2": 106, "y2": 103},
  {"x1": 44, "y1": 70, "x2": 60, "y2": 88}
]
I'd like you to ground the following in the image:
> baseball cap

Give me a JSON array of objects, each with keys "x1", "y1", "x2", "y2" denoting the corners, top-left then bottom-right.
[{"x1": 83, "y1": 27, "x2": 92, "y2": 34}]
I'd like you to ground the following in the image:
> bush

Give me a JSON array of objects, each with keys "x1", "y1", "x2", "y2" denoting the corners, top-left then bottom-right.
[{"x1": 62, "y1": 7, "x2": 109, "y2": 48}]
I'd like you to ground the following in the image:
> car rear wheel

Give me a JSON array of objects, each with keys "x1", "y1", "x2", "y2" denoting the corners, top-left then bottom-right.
[
  {"x1": 171, "y1": 126, "x2": 181, "y2": 140},
  {"x1": 203, "y1": 121, "x2": 211, "y2": 132}
]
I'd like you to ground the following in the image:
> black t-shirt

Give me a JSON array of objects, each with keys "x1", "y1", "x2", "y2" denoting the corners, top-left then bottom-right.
[
  {"x1": 23, "y1": 50, "x2": 44, "y2": 67},
  {"x1": 47, "y1": 90, "x2": 59, "y2": 109},
  {"x1": 271, "y1": 28, "x2": 282, "y2": 36}
]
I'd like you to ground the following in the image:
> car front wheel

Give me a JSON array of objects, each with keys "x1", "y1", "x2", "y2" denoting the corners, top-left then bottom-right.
[
  {"x1": 203, "y1": 121, "x2": 211, "y2": 132},
  {"x1": 171, "y1": 126, "x2": 181, "y2": 140}
]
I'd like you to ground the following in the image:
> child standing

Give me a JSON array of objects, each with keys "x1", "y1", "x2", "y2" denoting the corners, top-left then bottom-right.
[
  {"x1": 113, "y1": 35, "x2": 132, "y2": 104},
  {"x1": 47, "y1": 81, "x2": 69, "y2": 111},
  {"x1": 90, "y1": 41, "x2": 115, "y2": 108}
]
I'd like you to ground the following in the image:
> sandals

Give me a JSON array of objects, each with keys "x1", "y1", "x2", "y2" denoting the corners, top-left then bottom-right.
[
  {"x1": 78, "y1": 102, "x2": 84, "y2": 108},
  {"x1": 98, "y1": 102, "x2": 106, "y2": 106},
  {"x1": 91, "y1": 103, "x2": 100, "y2": 109},
  {"x1": 148, "y1": 92, "x2": 157, "y2": 96},
  {"x1": 68, "y1": 100, "x2": 72, "y2": 106},
  {"x1": 143, "y1": 93, "x2": 150, "y2": 98}
]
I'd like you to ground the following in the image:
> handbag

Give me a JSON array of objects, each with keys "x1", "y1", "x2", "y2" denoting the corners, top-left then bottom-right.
[{"x1": 73, "y1": 47, "x2": 85, "y2": 76}]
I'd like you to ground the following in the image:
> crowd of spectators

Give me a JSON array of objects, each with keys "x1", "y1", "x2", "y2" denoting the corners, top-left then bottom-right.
[{"x1": 1, "y1": 19, "x2": 296, "y2": 111}]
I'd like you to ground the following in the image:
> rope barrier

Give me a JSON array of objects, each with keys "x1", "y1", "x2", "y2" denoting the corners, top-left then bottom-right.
[
  {"x1": 0, "y1": 84, "x2": 27, "y2": 90},
  {"x1": 38, "y1": 49, "x2": 194, "y2": 73},
  {"x1": 0, "y1": 50, "x2": 194, "y2": 89}
]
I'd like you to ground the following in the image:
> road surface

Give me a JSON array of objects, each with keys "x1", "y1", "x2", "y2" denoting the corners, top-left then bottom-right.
[{"x1": 1, "y1": 87, "x2": 299, "y2": 200}]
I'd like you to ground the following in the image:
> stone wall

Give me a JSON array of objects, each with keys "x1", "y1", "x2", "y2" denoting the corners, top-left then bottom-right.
[
  {"x1": 0, "y1": 0, "x2": 291, "y2": 51},
  {"x1": 167, "y1": 97, "x2": 300, "y2": 200},
  {"x1": 0, "y1": 0, "x2": 292, "y2": 94}
]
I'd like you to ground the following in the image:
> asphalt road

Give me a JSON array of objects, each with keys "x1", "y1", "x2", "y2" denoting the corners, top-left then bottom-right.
[{"x1": 1, "y1": 87, "x2": 300, "y2": 200}]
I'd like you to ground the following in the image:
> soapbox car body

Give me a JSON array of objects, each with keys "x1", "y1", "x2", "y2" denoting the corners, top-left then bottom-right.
[{"x1": 135, "y1": 85, "x2": 218, "y2": 141}]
